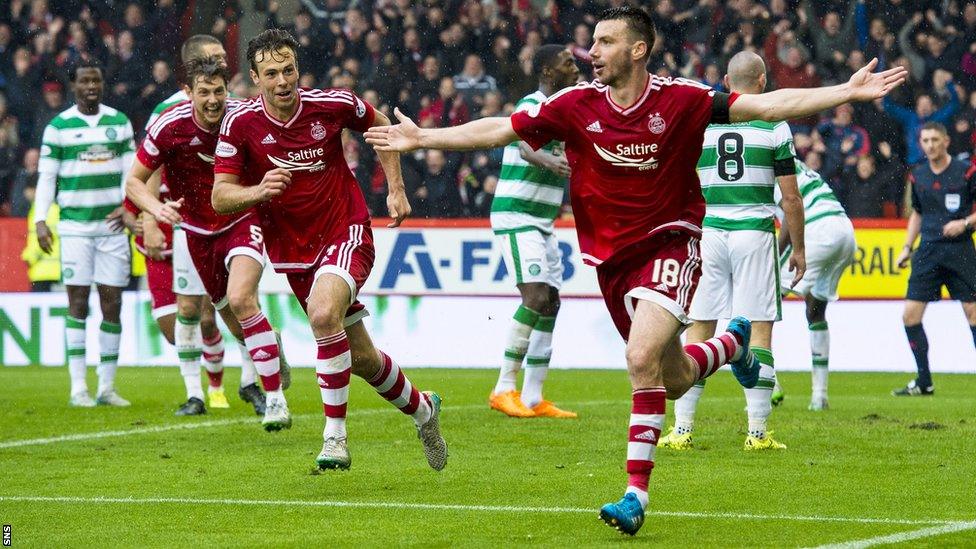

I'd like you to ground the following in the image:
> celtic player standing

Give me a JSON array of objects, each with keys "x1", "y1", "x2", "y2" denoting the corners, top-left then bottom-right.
[
  {"x1": 488, "y1": 45, "x2": 580, "y2": 418},
  {"x1": 34, "y1": 60, "x2": 136, "y2": 407}
]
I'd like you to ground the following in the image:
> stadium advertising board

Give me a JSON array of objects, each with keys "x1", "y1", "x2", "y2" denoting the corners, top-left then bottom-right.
[{"x1": 2, "y1": 292, "x2": 973, "y2": 372}]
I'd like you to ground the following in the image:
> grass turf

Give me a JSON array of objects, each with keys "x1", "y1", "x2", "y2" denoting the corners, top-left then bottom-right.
[{"x1": 0, "y1": 366, "x2": 973, "y2": 547}]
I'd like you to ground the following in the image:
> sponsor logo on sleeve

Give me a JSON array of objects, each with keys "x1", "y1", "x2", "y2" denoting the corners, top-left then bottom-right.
[
  {"x1": 355, "y1": 96, "x2": 366, "y2": 118},
  {"x1": 142, "y1": 138, "x2": 160, "y2": 156},
  {"x1": 215, "y1": 141, "x2": 237, "y2": 158}
]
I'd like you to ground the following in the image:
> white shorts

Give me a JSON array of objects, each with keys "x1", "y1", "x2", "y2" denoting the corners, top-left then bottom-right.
[
  {"x1": 172, "y1": 227, "x2": 207, "y2": 296},
  {"x1": 497, "y1": 229, "x2": 563, "y2": 290},
  {"x1": 781, "y1": 215, "x2": 856, "y2": 302},
  {"x1": 689, "y1": 228, "x2": 780, "y2": 322},
  {"x1": 60, "y1": 234, "x2": 130, "y2": 288}
]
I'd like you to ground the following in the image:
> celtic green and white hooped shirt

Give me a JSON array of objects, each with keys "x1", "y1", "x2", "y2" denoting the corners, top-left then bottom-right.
[
  {"x1": 775, "y1": 159, "x2": 847, "y2": 225},
  {"x1": 697, "y1": 120, "x2": 794, "y2": 232},
  {"x1": 38, "y1": 104, "x2": 135, "y2": 236},
  {"x1": 490, "y1": 90, "x2": 567, "y2": 234}
]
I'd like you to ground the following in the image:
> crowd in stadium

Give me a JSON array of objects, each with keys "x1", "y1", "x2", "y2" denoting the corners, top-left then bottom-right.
[{"x1": 0, "y1": 0, "x2": 974, "y2": 220}]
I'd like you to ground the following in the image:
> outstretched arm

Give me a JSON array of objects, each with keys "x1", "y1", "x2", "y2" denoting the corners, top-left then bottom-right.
[
  {"x1": 730, "y1": 58, "x2": 907, "y2": 123},
  {"x1": 364, "y1": 107, "x2": 519, "y2": 153}
]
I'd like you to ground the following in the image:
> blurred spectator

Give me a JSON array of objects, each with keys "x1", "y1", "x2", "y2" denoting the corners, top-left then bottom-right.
[
  {"x1": 884, "y1": 76, "x2": 959, "y2": 165},
  {"x1": 31, "y1": 81, "x2": 65, "y2": 147},
  {"x1": 799, "y1": 1, "x2": 858, "y2": 80},
  {"x1": 836, "y1": 154, "x2": 896, "y2": 217},
  {"x1": 139, "y1": 60, "x2": 176, "y2": 122},
  {"x1": 106, "y1": 30, "x2": 149, "y2": 116},
  {"x1": 454, "y1": 53, "x2": 498, "y2": 111},
  {"x1": 764, "y1": 20, "x2": 822, "y2": 127},
  {"x1": 9, "y1": 148, "x2": 39, "y2": 217},
  {"x1": 818, "y1": 104, "x2": 871, "y2": 168},
  {"x1": 415, "y1": 150, "x2": 462, "y2": 218},
  {"x1": 419, "y1": 77, "x2": 470, "y2": 129}
]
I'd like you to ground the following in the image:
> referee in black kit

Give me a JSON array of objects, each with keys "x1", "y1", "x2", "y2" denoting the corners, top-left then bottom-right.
[{"x1": 894, "y1": 121, "x2": 976, "y2": 396}]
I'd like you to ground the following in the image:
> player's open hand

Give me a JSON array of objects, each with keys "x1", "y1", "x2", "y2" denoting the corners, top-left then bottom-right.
[
  {"x1": 847, "y1": 58, "x2": 908, "y2": 102},
  {"x1": 386, "y1": 188, "x2": 411, "y2": 228},
  {"x1": 258, "y1": 168, "x2": 291, "y2": 202},
  {"x1": 364, "y1": 108, "x2": 421, "y2": 152},
  {"x1": 105, "y1": 205, "x2": 128, "y2": 232},
  {"x1": 36, "y1": 221, "x2": 53, "y2": 254},
  {"x1": 788, "y1": 250, "x2": 806, "y2": 288},
  {"x1": 153, "y1": 198, "x2": 184, "y2": 225},
  {"x1": 546, "y1": 154, "x2": 571, "y2": 178}
]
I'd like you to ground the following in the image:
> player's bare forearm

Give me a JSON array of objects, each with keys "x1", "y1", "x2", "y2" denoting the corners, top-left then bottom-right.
[
  {"x1": 518, "y1": 142, "x2": 555, "y2": 168},
  {"x1": 370, "y1": 111, "x2": 407, "y2": 194},
  {"x1": 419, "y1": 117, "x2": 518, "y2": 151},
  {"x1": 731, "y1": 84, "x2": 853, "y2": 123},
  {"x1": 777, "y1": 224, "x2": 792, "y2": 252},
  {"x1": 777, "y1": 175, "x2": 805, "y2": 253},
  {"x1": 212, "y1": 174, "x2": 261, "y2": 214},
  {"x1": 124, "y1": 161, "x2": 163, "y2": 214}
]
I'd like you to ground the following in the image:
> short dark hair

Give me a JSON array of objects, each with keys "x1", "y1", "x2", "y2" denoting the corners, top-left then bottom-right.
[
  {"x1": 247, "y1": 28, "x2": 300, "y2": 73},
  {"x1": 184, "y1": 55, "x2": 229, "y2": 89},
  {"x1": 68, "y1": 59, "x2": 102, "y2": 82},
  {"x1": 181, "y1": 34, "x2": 221, "y2": 63},
  {"x1": 598, "y1": 6, "x2": 656, "y2": 59},
  {"x1": 921, "y1": 121, "x2": 948, "y2": 136},
  {"x1": 533, "y1": 44, "x2": 567, "y2": 76}
]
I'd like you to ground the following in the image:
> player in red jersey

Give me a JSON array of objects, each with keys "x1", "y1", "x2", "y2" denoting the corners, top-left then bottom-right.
[
  {"x1": 211, "y1": 29, "x2": 447, "y2": 471},
  {"x1": 365, "y1": 6, "x2": 907, "y2": 535},
  {"x1": 127, "y1": 36, "x2": 270, "y2": 417},
  {"x1": 126, "y1": 57, "x2": 289, "y2": 425}
]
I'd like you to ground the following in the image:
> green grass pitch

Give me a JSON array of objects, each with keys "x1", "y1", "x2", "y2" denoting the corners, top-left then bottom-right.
[{"x1": 0, "y1": 366, "x2": 974, "y2": 547}]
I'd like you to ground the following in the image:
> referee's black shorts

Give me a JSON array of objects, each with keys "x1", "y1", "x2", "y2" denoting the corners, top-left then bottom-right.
[{"x1": 906, "y1": 240, "x2": 976, "y2": 302}]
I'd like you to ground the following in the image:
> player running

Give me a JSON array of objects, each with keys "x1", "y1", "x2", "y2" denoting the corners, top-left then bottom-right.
[
  {"x1": 774, "y1": 160, "x2": 856, "y2": 410},
  {"x1": 661, "y1": 51, "x2": 805, "y2": 452},
  {"x1": 211, "y1": 29, "x2": 447, "y2": 470},
  {"x1": 366, "y1": 6, "x2": 906, "y2": 536},
  {"x1": 128, "y1": 35, "x2": 268, "y2": 415},
  {"x1": 35, "y1": 60, "x2": 135, "y2": 408},
  {"x1": 894, "y1": 122, "x2": 976, "y2": 396},
  {"x1": 126, "y1": 57, "x2": 288, "y2": 424},
  {"x1": 489, "y1": 44, "x2": 580, "y2": 419}
]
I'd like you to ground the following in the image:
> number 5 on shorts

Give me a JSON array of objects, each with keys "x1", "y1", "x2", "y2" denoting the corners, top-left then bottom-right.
[{"x1": 249, "y1": 225, "x2": 264, "y2": 247}]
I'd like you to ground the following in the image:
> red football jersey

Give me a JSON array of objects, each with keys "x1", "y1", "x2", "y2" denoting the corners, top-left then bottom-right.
[
  {"x1": 511, "y1": 75, "x2": 737, "y2": 266},
  {"x1": 214, "y1": 88, "x2": 375, "y2": 271},
  {"x1": 138, "y1": 99, "x2": 252, "y2": 235}
]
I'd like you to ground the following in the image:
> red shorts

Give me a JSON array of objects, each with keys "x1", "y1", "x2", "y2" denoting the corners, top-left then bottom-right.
[
  {"x1": 145, "y1": 256, "x2": 176, "y2": 320},
  {"x1": 286, "y1": 224, "x2": 375, "y2": 326},
  {"x1": 185, "y1": 218, "x2": 266, "y2": 308},
  {"x1": 596, "y1": 229, "x2": 702, "y2": 340}
]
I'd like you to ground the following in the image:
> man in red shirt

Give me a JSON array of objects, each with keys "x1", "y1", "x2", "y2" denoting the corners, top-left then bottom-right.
[
  {"x1": 365, "y1": 6, "x2": 906, "y2": 535},
  {"x1": 212, "y1": 29, "x2": 447, "y2": 472},
  {"x1": 126, "y1": 58, "x2": 290, "y2": 425}
]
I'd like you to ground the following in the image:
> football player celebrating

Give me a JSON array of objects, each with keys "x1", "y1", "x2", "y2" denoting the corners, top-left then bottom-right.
[
  {"x1": 212, "y1": 29, "x2": 447, "y2": 471},
  {"x1": 365, "y1": 6, "x2": 906, "y2": 536},
  {"x1": 126, "y1": 57, "x2": 289, "y2": 424}
]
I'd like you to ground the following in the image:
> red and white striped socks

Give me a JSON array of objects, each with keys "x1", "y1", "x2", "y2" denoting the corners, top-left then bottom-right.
[
  {"x1": 368, "y1": 351, "x2": 432, "y2": 426},
  {"x1": 684, "y1": 331, "x2": 742, "y2": 381},
  {"x1": 625, "y1": 387, "x2": 666, "y2": 509},
  {"x1": 201, "y1": 331, "x2": 225, "y2": 389},
  {"x1": 240, "y1": 312, "x2": 281, "y2": 394},
  {"x1": 316, "y1": 331, "x2": 351, "y2": 440}
]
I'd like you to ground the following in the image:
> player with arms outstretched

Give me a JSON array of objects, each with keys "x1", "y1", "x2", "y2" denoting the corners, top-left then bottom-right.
[
  {"x1": 489, "y1": 44, "x2": 580, "y2": 419},
  {"x1": 212, "y1": 29, "x2": 447, "y2": 470},
  {"x1": 366, "y1": 6, "x2": 906, "y2": 536},
  {"x1": 126, "y1": 57, "x2": 289, "y2": 424}
]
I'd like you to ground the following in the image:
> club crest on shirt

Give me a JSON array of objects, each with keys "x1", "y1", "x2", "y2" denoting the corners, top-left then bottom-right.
[
  {"x1": 311, "y1": 121, "x2": 327, "y2": 141},
  {"x1": 648, "y1": 112, "x2": 666, "y2": 135}
]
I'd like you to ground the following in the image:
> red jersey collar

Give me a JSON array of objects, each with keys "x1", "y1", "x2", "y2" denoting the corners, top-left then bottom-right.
[
  {"x1": 604, "y1": 72, "x2": 652, "y2": 116},
  {"x1": 259, "y1": 89, "x2": 304, "y2": 128}
]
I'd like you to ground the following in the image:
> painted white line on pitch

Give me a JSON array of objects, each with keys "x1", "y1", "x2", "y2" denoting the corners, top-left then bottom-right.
[
  {"x1": 0, "y1": 399, "x2": 638, "y2": 450},
  {"x1": 0, "y1": 495, "x2": 956, "y2": 526},
  {"x1": 809, "y1": 520, "x2": 976, "y2": 548}
]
